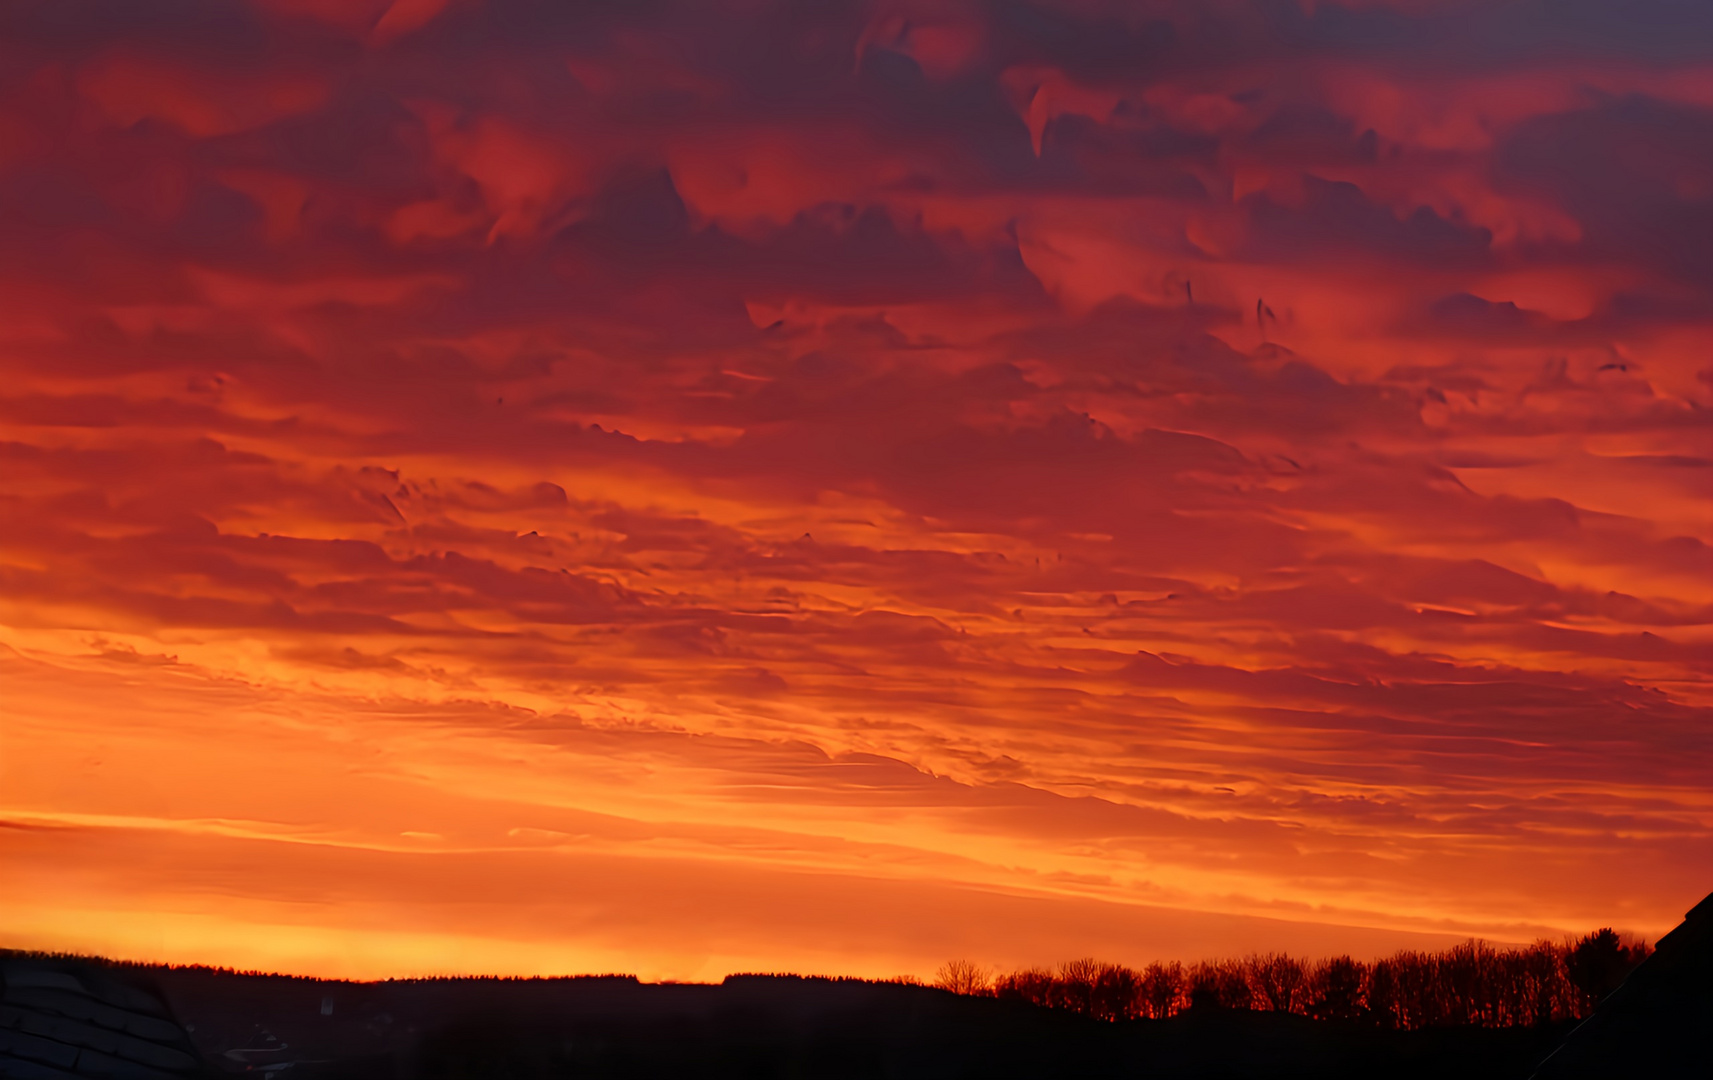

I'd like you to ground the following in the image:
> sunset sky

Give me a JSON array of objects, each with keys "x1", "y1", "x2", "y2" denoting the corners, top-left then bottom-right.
[{"x1": 2, "y1": 0, "x2": 1710, "y2": 983}]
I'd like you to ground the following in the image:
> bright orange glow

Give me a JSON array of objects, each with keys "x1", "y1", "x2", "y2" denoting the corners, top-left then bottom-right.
[{"x1": 1, "y1": 0, "x2": 1709, "y2": 981}]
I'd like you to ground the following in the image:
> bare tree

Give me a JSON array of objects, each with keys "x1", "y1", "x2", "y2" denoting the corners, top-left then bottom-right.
[
  {"x1": 1053, "y1": 958, "x2": 1101, "y2": 1015},
  {"x1": 1091, "y1": 963, "x2": 1143, "y2": 1021},
  {"x1": 1521, "y1": 940, "x2": 1574, "y2": 1026},
  {"x1": 933, "y1": 959, "x2": 991, "y2": 996},
  {"x1": 1308, "y1": 956, "x2": 1367, "y2": 1021},
  {"x1": 993, "y1": 967, "x2": 1056, "y2": 1008},
  {"x1": 984, "y1": 932, "x2": 1643, "y2": 1029},
  {"x1": 1188, "y1": 959, "x2": 1252, "y2": 1011},
  {"x1": 1140, "y1": 961, "x2": 1184, "y2": 1019},
  {"x1": 1245, "y1": 953, "x2": 1307, "y2": 1013}
]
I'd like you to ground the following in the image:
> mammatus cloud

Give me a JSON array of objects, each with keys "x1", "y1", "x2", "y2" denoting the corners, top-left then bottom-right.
[{"x1": 0, "y1": 0, "x2": 1708, "y2": 980}]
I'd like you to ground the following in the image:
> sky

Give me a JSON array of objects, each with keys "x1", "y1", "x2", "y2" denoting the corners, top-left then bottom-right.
[{"x1": 1, "y1": 0, "x2": 1710, "y2": 983}]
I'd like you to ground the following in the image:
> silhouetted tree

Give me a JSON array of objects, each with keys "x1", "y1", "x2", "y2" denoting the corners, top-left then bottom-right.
[
  {"x1": 1438, "y1": 940, "x2": 1499, "y2": 1025},
  {"x1": 1139, "y1": 961, "x2": 1184, "y2": 1019},
  {"x1": 993, "y1": 967, "x2": 1055, "y2": 1009},
  {"x1": 1507, "y1": 941, "x2": 1571, "y2": 1026},
  {"x1": 962, "y1": 930, "x2": 1644, "y2": 1028},
  {"x1": 933, "y1": 959, "x2": 991, "y2": 996},
  {"x1": 1569, "y1": 932, "x2": 1630, "y2": 1008},
  {"x1": 1187, "y1": 960, "x2": 1252, "y2": 1011},
  {"x1": 1308, "y1": 956, "x2": 1366, "y2": 1021},
  {"x1": 1090, "y1": 963, "x2": 1142, "y2": 1021},
  {"x1": 1245, "y1": 953, "x2": 1306, "y2": 1013},
  {"x1": 1051, "y1": 958, "x2": 1100, "y2": 1015},
  {"x1": 1367, "y1": 955, "x2": 1403, "y2": 1029}
]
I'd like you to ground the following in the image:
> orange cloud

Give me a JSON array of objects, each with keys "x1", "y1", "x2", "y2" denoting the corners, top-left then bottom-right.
[{"x1": 1, "y1": 0, "x2": 1708, "y2": 981}]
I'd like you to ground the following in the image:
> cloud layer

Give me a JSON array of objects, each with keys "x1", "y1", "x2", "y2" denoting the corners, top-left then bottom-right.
[{"x1": 1, "y1": 0, "x2": 1709, "y2": 979}]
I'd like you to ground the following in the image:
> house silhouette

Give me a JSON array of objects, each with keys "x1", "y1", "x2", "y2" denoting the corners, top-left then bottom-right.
[{"x1": 1531, "y1": 890, "x2": 1713, "y2": 1079}]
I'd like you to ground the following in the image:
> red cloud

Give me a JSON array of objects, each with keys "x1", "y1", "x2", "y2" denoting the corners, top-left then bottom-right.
[{"x1": 1, "y1": 0, "x2": 1708, "y2": 979}]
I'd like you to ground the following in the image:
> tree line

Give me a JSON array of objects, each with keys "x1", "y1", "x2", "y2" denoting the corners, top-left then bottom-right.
[{"x1": 933, "y1": 929, "x2": 1648, "y2": 1029}]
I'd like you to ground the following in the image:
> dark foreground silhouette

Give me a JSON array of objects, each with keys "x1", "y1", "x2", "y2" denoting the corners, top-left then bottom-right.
[
  {"x1": 1530, "y1": 890, "x2": 1713, "y2": 1079},
  {"x1": 0, "y1": 961, "x2": 1573, "y2": 1080},
  {"x1": 946, "y1": 928, "x2": 1648, "y2": 1026},
  {"x1": 2, "y1": 892, "x2": 1706, "y2": 1079}
]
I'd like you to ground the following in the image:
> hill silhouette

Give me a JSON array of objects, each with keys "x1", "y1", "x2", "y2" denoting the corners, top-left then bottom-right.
[
  {"x1": 3, "y1": 895, "x2": 1707, "y2": 1079},
  {"x1": 0, "y1": 957, "x2": 1569, "y2": 1079}
]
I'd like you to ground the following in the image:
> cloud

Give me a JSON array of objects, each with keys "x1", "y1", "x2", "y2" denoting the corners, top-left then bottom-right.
[
  {"x1": 1423, "y1": 292, "x2": 1552, "y2": 338},
  {"x1": 1246, "y1": 105, "x2": 1379, "y2": 166},
  {"x1": 1495, "y1": 95, "x2": 1713, "y2": 285},
  {"x1": 1242, "y1": 176, "x2": 1493, "y2": 266},
  {"x1": 1, "y1": 0, "x2": 1709, "y2": 978}
]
